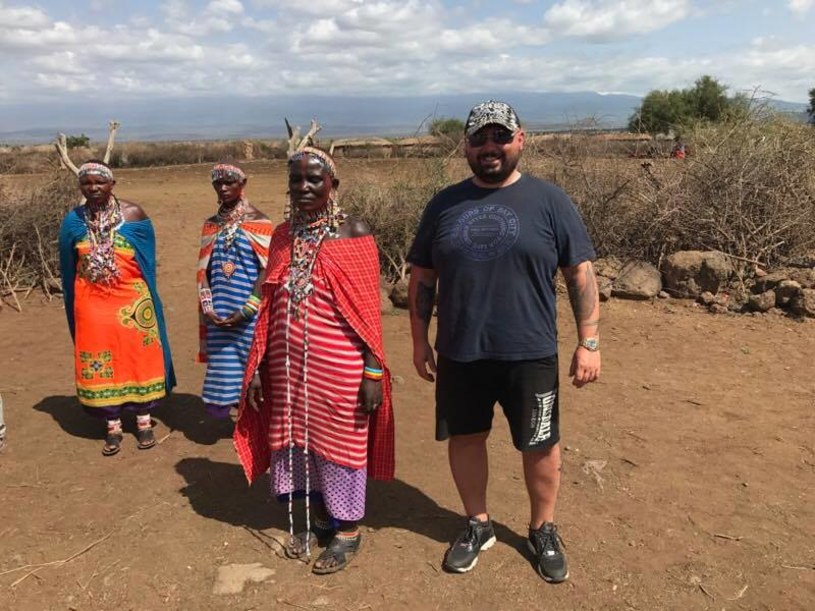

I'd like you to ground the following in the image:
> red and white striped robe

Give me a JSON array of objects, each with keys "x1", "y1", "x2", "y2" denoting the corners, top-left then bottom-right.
[
  {"x1": 234, "y1": 223, "x2": 395, "y2": 483},
  {"x1": 265, "y1": 273, "x2": 369, "y2": 468}
]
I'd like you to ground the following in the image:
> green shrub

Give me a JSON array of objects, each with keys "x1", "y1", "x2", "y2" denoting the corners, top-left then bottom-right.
[
  {"x1": 429, "y1": 117, "x2": 465, "y2": 139},
  {"x1": 66, "y1": 134, "x2": 90, "y2": 149}
]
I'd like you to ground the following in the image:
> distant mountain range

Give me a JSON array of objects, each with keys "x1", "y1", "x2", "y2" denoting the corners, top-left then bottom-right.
[{"x1": 0, "y1": 91, "x2": 808, "y2": 144}]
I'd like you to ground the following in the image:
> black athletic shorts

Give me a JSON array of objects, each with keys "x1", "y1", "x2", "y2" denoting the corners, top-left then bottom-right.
[{"x1": 435, "y1": 355, "x2": 560, "y2": 451}]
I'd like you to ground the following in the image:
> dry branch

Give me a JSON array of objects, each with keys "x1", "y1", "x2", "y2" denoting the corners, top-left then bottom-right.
[
  {"x1": 102, "y1": 121, "x2": 120, "y2": 164},
  {"x1": 285, "y1": 118, "x2": 321, "y2": 156},
  {"x1": 54, "y1": 134, "x2": 80, "y2": 176}
]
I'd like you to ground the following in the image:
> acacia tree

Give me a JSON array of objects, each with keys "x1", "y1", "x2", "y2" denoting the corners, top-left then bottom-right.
[
  {"x1": 808, "y1": 87, "x2": 815, "y2": 124},
  {"x1": 429, "y1": 117, "x2": 465, "y2": 139},
  {"x1": 628, "y1": 89, "x2": 690, "y2": 136},
  {"x1": 629, "y1": 75, "x2": 740, "y2": 136},
  {"x1": 687, "y1": 75, "x2": 730, "y2": 122}
]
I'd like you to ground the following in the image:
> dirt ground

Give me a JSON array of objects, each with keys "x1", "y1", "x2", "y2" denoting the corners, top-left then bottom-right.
[{"x1": 1, "y1": 160, "x2": 813, "y2": 611}]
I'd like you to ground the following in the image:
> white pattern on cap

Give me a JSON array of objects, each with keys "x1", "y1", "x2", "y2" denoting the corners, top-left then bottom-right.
[{"x1": 465, "y1": 100, "x2": 521, "y2": 137}]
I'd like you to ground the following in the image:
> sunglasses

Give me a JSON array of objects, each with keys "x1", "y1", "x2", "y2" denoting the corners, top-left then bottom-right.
[{"x1": 467, "y1": 128, "x2": 516, "y2": 147}]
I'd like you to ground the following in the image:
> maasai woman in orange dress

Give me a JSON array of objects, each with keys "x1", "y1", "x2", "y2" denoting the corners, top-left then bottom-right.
[
  {"x1": 235, "y1": 148, "x2": 394, "y2": 575},
  {"x1": 59, "y1": 160, "x2": 175, "y2": 456}
]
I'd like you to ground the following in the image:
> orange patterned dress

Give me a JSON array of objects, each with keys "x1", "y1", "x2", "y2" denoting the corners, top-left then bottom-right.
[{"x1": 72, "y1": 233, "x2": 166, "y2": 410}]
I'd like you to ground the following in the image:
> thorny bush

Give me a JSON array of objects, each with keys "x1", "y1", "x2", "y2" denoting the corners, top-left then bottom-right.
[
  {"x1": 343, "y1": 161, "x2": 450, "y2": 281},
  {"x1": 529, "y1": 114, "x2": 815, "y2": 270},
  {"x1": 0, "y1": 172, "x2": 77, "y2": 308}
]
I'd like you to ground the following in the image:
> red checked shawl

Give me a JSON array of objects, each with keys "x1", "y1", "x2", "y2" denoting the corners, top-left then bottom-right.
[{"x1": 233, "y1": 222, "x2": 395, "y2": 483}]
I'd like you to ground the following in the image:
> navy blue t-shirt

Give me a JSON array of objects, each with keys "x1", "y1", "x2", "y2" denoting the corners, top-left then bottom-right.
[{"x1": 407, "y1": 174, "x2": 595, "y2": 362}]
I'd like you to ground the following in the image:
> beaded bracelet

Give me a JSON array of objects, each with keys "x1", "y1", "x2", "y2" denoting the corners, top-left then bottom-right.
[
  {"x1": 363, "y1": 366, "x2": 384, "y2": 381},
  {"x1": 199, "y1": 288, "x2": 214, "y2": 314},
  {"x1": 240, "y1": 293, "x2": 261, "y2": 319}
]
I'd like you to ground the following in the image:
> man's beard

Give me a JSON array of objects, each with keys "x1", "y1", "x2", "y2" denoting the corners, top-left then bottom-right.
[{"x1": 467, "y1": 150, "x2": 521, "y2": 184}]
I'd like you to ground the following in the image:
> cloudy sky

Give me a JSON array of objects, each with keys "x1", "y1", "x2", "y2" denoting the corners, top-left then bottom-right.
[{"x1": 1, "y1": 0, "x2": 813, "y2": 107}]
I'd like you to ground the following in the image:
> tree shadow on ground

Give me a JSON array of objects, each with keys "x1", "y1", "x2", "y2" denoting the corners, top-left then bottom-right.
[
  {"x1": 32, "y1": 393, "x2": 234, "y2": 446},
  {"x1": 174, "y1": 457, "x2": 527, "y2": 557}
]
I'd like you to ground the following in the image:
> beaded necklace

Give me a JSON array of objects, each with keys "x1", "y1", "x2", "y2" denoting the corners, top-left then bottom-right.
[
  {"x1": 217, "y1": 198, "x2": 248, "y2": 249},
  {"x1": 216, "y1": 199, "x2": 248, "y2": 280},
  {"x1": 83, "y1": 196, "x2": 124, "y2": 285},
  {"x1": 283, "y1": 203, "x2": 346, "y2": 558},
  {"x1": 285, "y1": 207, "x2": 346, "y2": 319}
]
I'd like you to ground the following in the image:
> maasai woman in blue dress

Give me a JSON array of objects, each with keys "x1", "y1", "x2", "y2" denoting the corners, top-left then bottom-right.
[{"x1": 197, "y1": 163, "x2": 273, "y2": 419}]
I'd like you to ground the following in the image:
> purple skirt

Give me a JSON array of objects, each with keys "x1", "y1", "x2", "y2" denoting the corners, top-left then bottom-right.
[{"x1": 271, "y1": 447, "x2": 367, "y2": 522}]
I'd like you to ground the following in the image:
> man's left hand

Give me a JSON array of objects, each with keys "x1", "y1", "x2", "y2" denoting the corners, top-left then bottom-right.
[{"x1": 569, "y1": 347, "x2": 601, "y2": 388}]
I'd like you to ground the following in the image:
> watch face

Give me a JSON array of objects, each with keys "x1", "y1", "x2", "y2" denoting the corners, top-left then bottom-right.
[{"x1": 582, "y1": 338, "x2": 599, "y2": 350}]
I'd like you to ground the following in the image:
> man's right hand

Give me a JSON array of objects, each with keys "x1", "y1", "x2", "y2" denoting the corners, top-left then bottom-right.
[
  {"x1": 247, "y1": 371, "x2": 263, "y2": 411},
  {"x1": 412, "y1": 341, "x2": 437, "y2": 382}
]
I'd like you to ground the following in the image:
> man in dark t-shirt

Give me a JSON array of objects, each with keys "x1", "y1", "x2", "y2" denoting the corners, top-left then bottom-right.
[{"x1": 407, "y1": 100, "x2": 601, "y2": 583}]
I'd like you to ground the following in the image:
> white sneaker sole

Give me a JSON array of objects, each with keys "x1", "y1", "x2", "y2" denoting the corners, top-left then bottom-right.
[{"x1": 445, "y1": 535, "x2": 496, "y2": 573}]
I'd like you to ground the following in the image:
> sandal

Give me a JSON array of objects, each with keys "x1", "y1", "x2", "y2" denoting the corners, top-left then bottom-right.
[
  {"x1": 312, "y1": 532, "x2": 362, "y2": 575},
  {"x1": 136, "y1": 427, "x2": 156, "y2": 450},
  {"x1": 285, "y1": 521, "x2": 336, "y2": 560},
  {"x1": 102, "y1": 432, "x2": 122, "y2": 456}
]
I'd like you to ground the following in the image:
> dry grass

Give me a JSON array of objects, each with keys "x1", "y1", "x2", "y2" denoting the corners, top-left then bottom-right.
[{"x1": 2, "y1": 115, "x2": 813, "y2": 303}]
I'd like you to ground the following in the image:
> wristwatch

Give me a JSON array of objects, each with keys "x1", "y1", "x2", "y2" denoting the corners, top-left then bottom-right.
[{"x1": 578, "y1": 337, "x2": 600, "y2": 351}]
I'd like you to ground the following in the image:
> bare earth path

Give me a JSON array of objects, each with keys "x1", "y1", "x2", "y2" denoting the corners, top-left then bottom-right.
[{"x1": 1, "y1": 161, "x2": 813, "y2": 610}]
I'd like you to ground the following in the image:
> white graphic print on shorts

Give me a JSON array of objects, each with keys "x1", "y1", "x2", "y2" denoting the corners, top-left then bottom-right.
[{"x1": 529, "y1": 389, "x2": 556, "y2": 445}]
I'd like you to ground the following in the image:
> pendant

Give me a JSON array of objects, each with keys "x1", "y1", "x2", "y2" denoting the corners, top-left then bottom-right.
[{"x1": 222, "y1": 260, "x2": 236, "y2": 280}]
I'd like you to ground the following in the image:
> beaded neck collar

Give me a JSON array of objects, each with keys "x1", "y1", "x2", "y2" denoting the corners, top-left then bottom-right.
[
  {"x1": 216, "y1": 199, "x2": 248, "y2": 250},
  {"x1": 286, "y1": 205, "x2": 346, "y2": 318},
  {"x1": 83, "y1": 195, "x2": 124, "y2": 285}
]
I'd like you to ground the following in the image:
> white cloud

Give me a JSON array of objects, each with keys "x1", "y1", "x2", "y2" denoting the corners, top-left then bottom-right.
[
  {"x1": 788, "y1": 0, "x2": 814, "y2": 15},
  {"x1": 160, "y1": 0, "x2": 189, "y2": 22},
  {"x1": 543, "y1": 0, "x2": 692, "y2": 40},
  {"x1": 162, "y1": 0, "x2": 246, "y2": 36},
  {"x1": 0, "y1": 0, "x2": 812, "y2": 109},
  {"x1": 30, "y1": 51, "x2": 84, "y2": 74},
  {"x1": 0, "y1": 3, "x2": 50, "y2": 29},
  {"x1": 440, "y1": 21, "x2": 550, "y2": 51},
  {"x1": 35, "y1": 72, "x2": 97, "y2": 92},
  {"x1": 0, "y1": 21, "x2": 81, "y2": 51},
  {"x1": 209, "y1": 0, "x2": 244, "y2": 14}
]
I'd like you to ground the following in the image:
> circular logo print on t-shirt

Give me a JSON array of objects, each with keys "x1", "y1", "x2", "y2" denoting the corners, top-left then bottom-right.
[{"x1": 452, "y1": 204, "x2": 520, "y2": 261}]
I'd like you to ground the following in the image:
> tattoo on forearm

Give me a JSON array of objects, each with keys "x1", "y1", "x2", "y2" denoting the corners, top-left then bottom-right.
[
  {"x1": 566, "y1": 263, "x2": 599, "y2": 326},
  {"x1": 415, "y1": 281, "x2": 436, "y2": 324}
]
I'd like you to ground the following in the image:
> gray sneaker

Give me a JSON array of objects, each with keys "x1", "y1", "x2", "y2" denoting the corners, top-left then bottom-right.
[
  {"x1": 528, "y1": 522, "x2": 569, "y2": 583},
  {"x1": 443, "y1": 517, "x2": 496, "y2": 573}
]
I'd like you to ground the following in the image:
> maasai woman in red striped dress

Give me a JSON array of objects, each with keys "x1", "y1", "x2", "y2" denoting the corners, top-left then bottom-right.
[{"x1": 235, "y1": 147, "x2": 394, "y2": 575}]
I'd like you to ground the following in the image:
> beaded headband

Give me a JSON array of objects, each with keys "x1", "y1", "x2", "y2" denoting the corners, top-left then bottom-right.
[
  {"x1": 211, "y1": 163, "x2": 246, "y2": 183},
  {"x1": 78, "y1": 162, "x2": 114, "y2": 182},
  {"x1": 288, "y1": 146, "x2": 338, "y2": 179}
]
